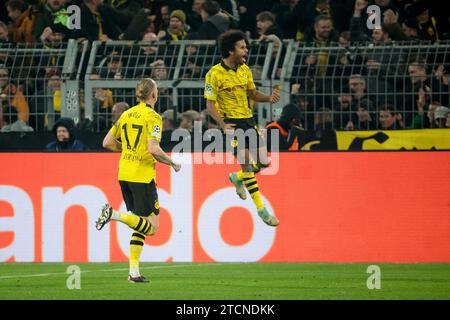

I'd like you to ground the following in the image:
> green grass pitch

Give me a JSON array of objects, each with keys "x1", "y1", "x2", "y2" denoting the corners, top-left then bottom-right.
[{"x1": 1, "y1": 263, "x2": 449, "y2": 300}]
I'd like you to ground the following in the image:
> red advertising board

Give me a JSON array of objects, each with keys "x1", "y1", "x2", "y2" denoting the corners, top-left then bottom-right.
[{"x1": 1, "y1": 152, "x2": 449, "y2": 263}]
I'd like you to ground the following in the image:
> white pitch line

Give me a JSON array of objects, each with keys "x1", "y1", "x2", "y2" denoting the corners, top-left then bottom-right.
[{"x1": 0, "y1": 263, "x2": 232, "y2": 280}]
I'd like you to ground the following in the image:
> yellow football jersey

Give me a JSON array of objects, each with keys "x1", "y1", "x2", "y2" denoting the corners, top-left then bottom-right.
[
  {"x1": 109, "y1": 102, "x2": 162, "y2": 183},
  {"x1": 204, "y1": 62, "x2": 256, "y2": 119}
]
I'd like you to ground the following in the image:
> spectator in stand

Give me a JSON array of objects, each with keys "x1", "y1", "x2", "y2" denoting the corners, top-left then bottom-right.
[
  {"x1": 158, "y1": 2, "x2": 171, "y2": 32},
  {"x1": 255, "y1": 11, "x2": 281, "y2": 39},
  {"x1": 300, "y1": 14, "x2": 339, "y2": 83},
  {"x1": 276, "y1": 0, "x2": 344, "y2": 40},
  {"x1": 354, "y1": 99, "x2": 377, "y2": 130},
  {"x1": 302, "y1": 14, "x2": 339, "y2": 45},
  {"x1": 401, "y1": 17, "x2": 421, "y2": 41},
  {"x1": 362, "y1": 22, "x2": 400, "y2": 107},
  {"x1": 298, "y1": 15, "x2": 339, "y2": 115},
  {"x1": 272, "y1": 0, "x2": 300, "y2": 39},
  {"x1": 74, "y1": 0, "x2": 123, "y2": 42},
  {"x1": 111, "y1": 101, "x2": 129, "y2": 125},
  {"x1": 378, "y1": 103, "x2": 403, "y2": 130},
  {"x1": 238, "y1": 0, "x2": 275, "y2": 37},
  {"x1": 431, "y1": 64, "x2": 449, "y2": 108},
  {"x1": 266, "y1": 103, "x2": 302, "y2": 151},
  {"x1": 351, "y1": 9, "x2": 404, "y2": 107},
  {"x1": 352, "y1": 1, "x2": 409, "y2": 42},
  {"x1": 407, "y1": 0, "x2": 441, "y2": 41},
  {"x1": 6, "y1": 0, "x2": 37, "y2": 43},
  {"x1": 381, "y1": 8, "x2": 412, "y2": 41},
  {"x1": 334, "y1": 30, "x2": 365, "y2": 83},
  {"x1": 161, "y1": 108, "x2": 181, "y2": 149},
  {"x1": 149, "y1": 59, "x2": 172, "y2": 112},
  {"x1": 215, "y1": 0, "x2": 240, "y2": 26},
  {"x1": 0, "y1": 65, "x2": 30, "y2": 131},
  {"x1": 401, "y1": 57, "x2": 433, "y2": 128},
  {"x1": 314, "y1": 107, "x2": 334, "y2": 130},
  {"x1": 158, "y1": 9, "x2": 188, "y2": 41},
  {"x1": 197, "y1": 0, "x2": 230, "y2": 40},
  {"x1": 28, "y1": 67, "x2": 62, "y2": 131},
  {"x1": 140, "y1": 31, "x2": 159, "y2": 58},
  {"x1": 333, "y1": 88, "x2": 356, "y2": 130},
  {"x1": 309, "y1": 0, "x2": 333, "y2": 28},
  {"x1": 257, "y1": 33, "x2": 283, "y2": 79},
  {"x1": 105, "y1": 0, "x2": 142, "y2": 20},
  {"x1": 199, "y1": 108, "x2": 218, "y2": 130},
  {"x1": 291, "y1": 83, "x2": 315, "y2": 130},
  {"x1": 33, "y1": 0, "x2": 75, "y2": 42},
  {"x1": 105, "y1": 2, "x2": 156, "y2": 40},
  {"x1": 188, "y1": 0, "x2": 206, "y2": 32},
  {"x1": 300, "y1": 15, "x2": 339, "y2": 80},
  {"x1": 349, "y1": 74, "x2": 375, "y2": 112},
  {"x1": 162, "y1": 109, "x2": 180, "y2": 133},
  {"x1": 372, "y1": 0, "x2": 399, "y2": 16},
  {"x1": 89, "y1": 73, "x2": 115, "y2": 129},
  {"x1": 45, "y1": 117, "x2": 89, "y2": 151},
  {"x1": 178, "y1": 110, "x2": 200, "y2": 132},
  {"x1": 99, "y1": 53, "x2": 123, "y2": 79},
  {"x1": 349, "y1": 0, "x2": 370, "y2": 42},
  {"x1": 434, "y1": 106, "x2": 450, "y2": 128}
]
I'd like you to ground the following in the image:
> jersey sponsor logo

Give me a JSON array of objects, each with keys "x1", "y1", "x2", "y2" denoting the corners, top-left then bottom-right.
[{"x1": 224, "y1": 85, "x2": 246, "y2": 92}]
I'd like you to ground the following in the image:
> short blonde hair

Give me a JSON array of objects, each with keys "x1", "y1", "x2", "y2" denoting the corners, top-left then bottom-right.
[{"x1": 136, "y1": 78, "x2": 156, "y2": 102}]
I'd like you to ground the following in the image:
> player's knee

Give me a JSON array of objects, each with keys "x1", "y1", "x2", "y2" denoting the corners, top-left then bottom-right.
[
  {"x1": 144, "y1": 216, "x2": 158, "y2": 236},
  {"x1": 148, "y1": 224, "x2": 158, "y2": 236}
]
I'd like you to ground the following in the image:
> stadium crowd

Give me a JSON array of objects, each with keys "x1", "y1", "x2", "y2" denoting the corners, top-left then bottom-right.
[{"x1": 0, "y1": 0, "x2": 449, "y2": 148}]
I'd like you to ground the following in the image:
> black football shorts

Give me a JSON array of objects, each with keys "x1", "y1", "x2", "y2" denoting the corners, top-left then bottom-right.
[
  {"x1": 119, "y1": 180, "x2": 159, "y2": 217},
  {"x1": 224, "y1": 117, "x2": 266, "y2": 155}
]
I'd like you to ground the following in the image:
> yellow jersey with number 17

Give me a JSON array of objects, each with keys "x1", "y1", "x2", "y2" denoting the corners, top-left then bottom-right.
[
  {"x1": 204, "y1": 62, "x2": 256, "y2": 119},
  {"x1": 109, "y1": 102, "x2": 162, "y2": 183}
]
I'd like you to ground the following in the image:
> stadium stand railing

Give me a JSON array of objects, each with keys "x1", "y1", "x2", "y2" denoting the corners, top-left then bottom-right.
[
  {"x1": 0, "y1": 39, "x2": 88, "y2": 131},
  {"x1": 286, "y1": 41, "x2": 450, "y2": 130}
]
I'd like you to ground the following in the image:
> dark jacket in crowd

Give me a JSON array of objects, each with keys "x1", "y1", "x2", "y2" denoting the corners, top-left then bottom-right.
[
  {"x1": 197, "y1": 14, "x2": 230, "y2": 40},
  {"x1": 73, "y1": 3, "x2": 124, "y2": 42},
  {"x1": 45, "y1": 117, "x2": 88, "y2": 151}
]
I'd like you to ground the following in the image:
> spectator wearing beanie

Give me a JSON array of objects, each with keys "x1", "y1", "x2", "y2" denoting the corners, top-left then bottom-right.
[{"x1": 158, "y1": 9, "x2": 188, "y2": 41}]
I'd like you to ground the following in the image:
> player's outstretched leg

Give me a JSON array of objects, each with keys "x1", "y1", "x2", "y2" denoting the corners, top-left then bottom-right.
[
  {"x1": 96, "y1": 204, "x2": 154, "y2": 235},
  {"x1": 95, "y1": 204, "x2": 113, "y2": 230},
  {"x1": 241, "y1": 171, "x2": 279, "y2": 227},
  {"x1": 229, "y1": 171, "x2": 247, "y2": 200}
]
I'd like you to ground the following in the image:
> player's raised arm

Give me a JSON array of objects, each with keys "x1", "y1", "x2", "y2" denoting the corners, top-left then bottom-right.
[{"x1": 248, "y1": 88, "x2": 280, "y2": 104}]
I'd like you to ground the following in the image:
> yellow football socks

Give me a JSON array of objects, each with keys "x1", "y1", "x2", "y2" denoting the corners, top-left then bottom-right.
[
  {"x1": 129, "y1": 231, "x2": 145, "y2": 277},
  {"x1": 241, "y1": 171, "x2": 264, "y2": 210},
  {"x1": 113, "y1": 212, "x2": 153, "y2": 235}
]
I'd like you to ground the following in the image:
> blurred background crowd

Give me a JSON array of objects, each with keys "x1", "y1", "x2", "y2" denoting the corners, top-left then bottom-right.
[{"x1": 0, "y1": 0, "x2": 449, "y2": 150}]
